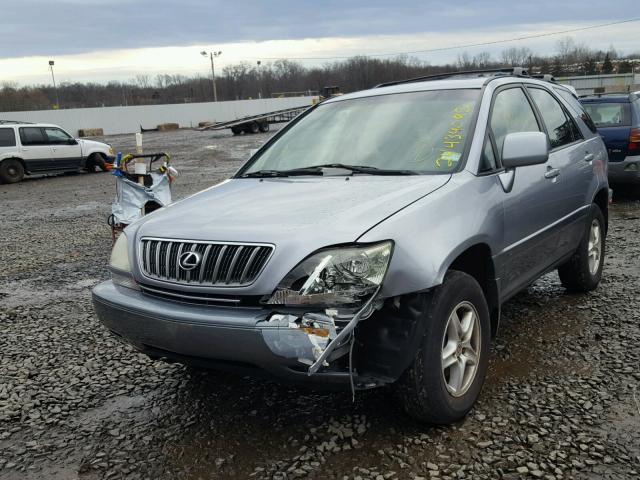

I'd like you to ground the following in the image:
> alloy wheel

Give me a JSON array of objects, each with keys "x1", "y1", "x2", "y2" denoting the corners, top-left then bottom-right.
[
  {"x1": 588, "y1": 220, "x2": 602, "y2": 275},
  {"x1": 441, "y1": 301, "x2": 481, "y2": 397}
]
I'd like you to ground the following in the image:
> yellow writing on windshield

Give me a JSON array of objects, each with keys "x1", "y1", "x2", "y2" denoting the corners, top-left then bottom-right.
[{"x1": 435, "y1": 103, "x2": 474, "y2": 169}]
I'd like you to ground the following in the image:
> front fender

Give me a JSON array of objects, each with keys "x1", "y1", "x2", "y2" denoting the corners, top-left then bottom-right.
[{"x1": 358, "y1": 171, "x2": 504, "y2": 298}]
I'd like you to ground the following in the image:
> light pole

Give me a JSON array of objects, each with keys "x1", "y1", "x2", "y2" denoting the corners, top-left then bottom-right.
[
  {"x1": 48, "y1": 60, "x2": 60, "y2": 109},
  {"x1": 256, "y1": 60, "x2": 262, "y2": 99},
  {"x1": 200, "y1": 50, "x2": 222, "y2": 102}
]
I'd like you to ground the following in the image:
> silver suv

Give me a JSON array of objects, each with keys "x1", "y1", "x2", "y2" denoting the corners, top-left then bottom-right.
[{"x1": 93, "y1": 68, "x2": 609, "y2": 424}]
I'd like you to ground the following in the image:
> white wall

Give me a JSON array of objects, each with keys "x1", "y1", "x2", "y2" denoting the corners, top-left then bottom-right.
[{"x1": 2, "y1": 97, "x2": 315, "y2": 136}]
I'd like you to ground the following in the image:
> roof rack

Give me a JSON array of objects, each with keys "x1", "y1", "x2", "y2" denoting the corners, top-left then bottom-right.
[
  {"x1": 375, "y1": 67, "x2": 530, "y2": 88},
  {"x1": 0, "y1": 120, "x2": 33, "y2": 125},
  {"x1": 531, "y1": 74, "x2": 556, "y2": 82},
  {"x1": 578, "y1": 91, "x2": 633, "y2": 98}
]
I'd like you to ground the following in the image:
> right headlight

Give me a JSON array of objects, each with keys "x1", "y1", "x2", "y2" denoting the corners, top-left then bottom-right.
[
  {"x1": 109, "y1": 233, "x2": 140, "y2": 291},
  {"x1": 266, "y1": 241, "x2": 393, "y2": 308}
]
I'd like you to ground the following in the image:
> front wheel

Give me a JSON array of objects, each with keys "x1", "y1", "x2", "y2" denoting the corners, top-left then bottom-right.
[
  {"x1": 558, "y1": 204, "x2": 605, "y2": 292},
  {"x1": 86, "y1": 153, "x2": 107, "y2": 173},
  {"x1": 394, "y1": 270, "x2": 491, "y2": 424}
]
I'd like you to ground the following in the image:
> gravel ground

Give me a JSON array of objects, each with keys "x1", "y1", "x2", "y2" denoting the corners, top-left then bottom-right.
[{"x1": 1, "y1": 128, "x2": 639, "y2": 480}]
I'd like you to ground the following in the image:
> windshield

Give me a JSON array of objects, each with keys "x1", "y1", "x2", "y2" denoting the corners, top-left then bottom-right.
[{"x1": 240, "y1": 89, "x2": 480, "y2": 175}]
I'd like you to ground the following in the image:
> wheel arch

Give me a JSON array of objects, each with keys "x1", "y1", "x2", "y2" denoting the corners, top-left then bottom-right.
[
  {"x1": 592, "y1": 187, "x2": 609, "y2": 234},
  {"x1": 446, "y1": 243, "x2": 500, "y2": 337},
  {"x1": 1, "y1": 156, "x2": 28, "y2": 173}
]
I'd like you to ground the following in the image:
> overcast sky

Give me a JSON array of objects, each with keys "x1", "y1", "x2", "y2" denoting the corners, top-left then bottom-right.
[{"x1": 1, "y1": 0, "x2": 638, "y2": 85}]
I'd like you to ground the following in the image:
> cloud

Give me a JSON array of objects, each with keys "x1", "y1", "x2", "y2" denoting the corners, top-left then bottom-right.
[
  {"x1": 1, "y1": 1, "x2": 638, "y2": 85},
  {"x1": 2, "y1": 20, "x2": 638, "y2": 86},
  {"x1": 1, "y1": 0, "x2": 637, "y2": 58}
]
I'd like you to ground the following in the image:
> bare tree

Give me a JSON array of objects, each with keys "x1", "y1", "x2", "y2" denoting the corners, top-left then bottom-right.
[
  {"x1": 1, "y1": 43, "x2": 635, "y2": 112},
  {"x1": 501, "y1": 47, "x2": 533, "y2": 66}
]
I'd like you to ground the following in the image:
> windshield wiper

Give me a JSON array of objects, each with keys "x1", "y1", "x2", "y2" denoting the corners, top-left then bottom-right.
[
  {"x1": 308, "y1": 163, "x2": 418, "y2": 175},
  {"x1": 241, "y1": 164, "x2": 418, "y2": 178},
  {"x1": 240, "y1": 168, "x2": 323, "y2": 178}
]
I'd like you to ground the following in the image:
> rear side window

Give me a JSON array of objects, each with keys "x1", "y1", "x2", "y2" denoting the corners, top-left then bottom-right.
[
  {"x1": 527, "y1": 88, "x2": 578, "y2": 149},
  {"x1": 19, "y1": 127, "x2": 47, "y2": 146},
  {"x1": 582, "y1": 103, "x2": 631, "y2": 127},
  {"x1": 0, "y1": 128, "x2": 16, "y2": 147},
  {"x1": 554, "y1": 87, "x2": 598, "y2": 134},
  {"x1": 489, "y1": 87, "x2": 540, "y2": 156}
]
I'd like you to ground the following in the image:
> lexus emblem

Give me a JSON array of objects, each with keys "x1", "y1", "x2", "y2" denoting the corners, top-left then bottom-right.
[{"x1": 178, "y1": 251, "x2": 201, "y2": 271}]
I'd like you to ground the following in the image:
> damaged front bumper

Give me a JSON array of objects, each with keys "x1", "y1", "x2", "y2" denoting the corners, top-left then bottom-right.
[
  {"x1": 259, "y1": 288, "x2": 380, "y2": 375},
  {"x1": 92, "y1": 280, "x2": 382, "y2": 388}
]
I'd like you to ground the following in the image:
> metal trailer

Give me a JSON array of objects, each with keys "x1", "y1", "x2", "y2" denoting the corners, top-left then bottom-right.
[{"x1": 198, "y1": 105, "x2": 311, "y2": 135}]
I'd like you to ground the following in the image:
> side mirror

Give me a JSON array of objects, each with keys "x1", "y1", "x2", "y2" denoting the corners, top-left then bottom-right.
[
  {"x1": 501, "y1": 132, "x2": 549, "y2": 168},
  {"x1": 67, "y1": 138, "x2": 78, "y2": 145}
]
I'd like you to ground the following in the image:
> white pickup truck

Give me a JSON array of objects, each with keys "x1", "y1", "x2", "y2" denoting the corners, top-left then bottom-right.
[{"x1": 0, "y1": 121, "x2": 114, "y2": 183}]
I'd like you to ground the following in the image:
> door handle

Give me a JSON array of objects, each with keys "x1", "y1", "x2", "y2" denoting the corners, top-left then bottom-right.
[
  {"x1": 584, "y1": 153, "x2": 594, "y2": 162},
  {"x1": 544, "y1": 167, "x2": 560, "y2": 179}
]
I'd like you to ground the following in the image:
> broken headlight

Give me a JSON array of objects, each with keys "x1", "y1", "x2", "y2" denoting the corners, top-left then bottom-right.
[{"x1": 267, "y1": 241, "x2": 393, "y2": 307}]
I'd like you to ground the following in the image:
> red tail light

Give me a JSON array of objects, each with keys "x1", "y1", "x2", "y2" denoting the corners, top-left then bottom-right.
[{"x1": 630, "y1": 128, "x2": 640, "y2": 151}]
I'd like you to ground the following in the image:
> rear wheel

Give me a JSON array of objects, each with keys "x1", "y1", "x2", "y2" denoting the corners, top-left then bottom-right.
[
  {"x1": 259, "y1": 121, "x2": 270, "y2": 133},
  {"x1": 247, "y1": 122, "x2": 260, "y2": 134},
  {"x1": 231, "y1": 126, "x2": 242, "y2": 135},
  {"x1": 558, "y1": 204, "x2": 605, "y2": 292},
  {"x1": 0, "y1": 159, "x2": 25, "y2": 184},
  {"x1": 394, "y1": 271, "x2": 491, "y2": 424}
]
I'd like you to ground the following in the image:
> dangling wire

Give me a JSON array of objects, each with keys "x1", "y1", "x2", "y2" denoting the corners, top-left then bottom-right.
[{"x1": 348, "y1": 332, "x2": 356, "y2": 402}]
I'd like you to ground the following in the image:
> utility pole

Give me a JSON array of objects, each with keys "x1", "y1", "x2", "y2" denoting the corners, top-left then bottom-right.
[
  {"x1": 48, "y1": 60, "x2": 60, "y2": 109},
  {"x1": 256, "y1": 60, "x2": 262, "y2": 99},
  {"x1": 201, "y1": 50, "x2": 222, "y2": 102}
]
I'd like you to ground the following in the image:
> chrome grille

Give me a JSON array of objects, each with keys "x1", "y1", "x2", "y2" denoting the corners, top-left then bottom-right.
[{"x1": 139, "y1": 238, "x2": 273, "y2": 287}]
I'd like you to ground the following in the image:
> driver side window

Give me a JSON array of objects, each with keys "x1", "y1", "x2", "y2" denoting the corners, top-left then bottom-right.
[
  {"x1": 44, "y1": 127, "x2": 72, "y2": 145},
  {"x1": 487, "y1": 87, "x2": 541, "y2": 167}
]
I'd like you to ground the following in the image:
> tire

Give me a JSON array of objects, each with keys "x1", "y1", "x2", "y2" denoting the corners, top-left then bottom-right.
[
  {"x1": 248, "y1": 122, "x2": 260, "y2": 134},
  {"x1": 558, "y1": 204, "x2": 605, "y2": 292},
  {"x1": 231, "y1": 126, "x2": 242, "y2": 135},
  {"x1": 0, "y1": 159, "x2": 25, "y2": 184},
  {"x1": 394, "y1": 270, "x2": 491, "y2": 424},
  {"x1": 259, "y1": 121, "x2": 270, "y2": 133},
  {"x1": 86, "y1": 153, "x2": 107, "y2": 173}
]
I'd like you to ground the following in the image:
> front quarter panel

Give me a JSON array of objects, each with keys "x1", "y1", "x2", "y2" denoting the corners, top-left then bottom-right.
[
  {"x1": 79, "y1": 139, "x2": 112, "y2": 158},
  {"x1": 358, "y1": 170, "x2": 504, "y2": 298}
]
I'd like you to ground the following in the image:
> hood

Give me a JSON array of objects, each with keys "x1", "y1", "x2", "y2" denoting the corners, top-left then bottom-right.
[
  {"x1": 132, "y1": 175, "x2": 450, "y2": 293},
  {"x1": 138, "y1": 175, "x2": 450, "y2": 242},
  {"x1": 79, "y1": 138, "x2": 110, "y2": 149}
]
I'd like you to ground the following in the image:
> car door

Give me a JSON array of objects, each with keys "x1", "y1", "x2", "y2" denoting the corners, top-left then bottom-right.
[
  {"x1": 526, "y1": 86, "x2": 591, "y2": 254},
  {"x1": 18, "y1": 127, "x2": 53, "y2": 172},
  {"x1": 44, "y1": 127, "x2": 83, "y2": 170},
  {"x1": 487, "y1": 85, "x2": 564, "y2": 300}
]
